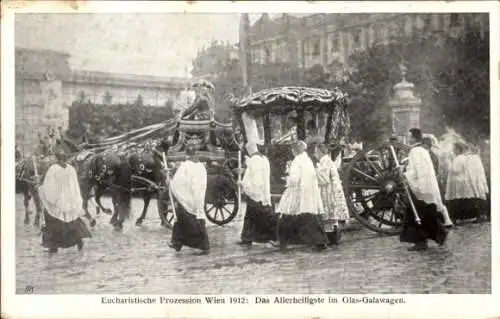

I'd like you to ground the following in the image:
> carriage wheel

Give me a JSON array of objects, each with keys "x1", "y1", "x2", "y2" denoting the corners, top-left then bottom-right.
[
  {"x1": 342, "y1": 142, "x2": 411, "y2": 235},
  {"x1": 205, "y1": 175, "x2": 239, "y2": 226}
]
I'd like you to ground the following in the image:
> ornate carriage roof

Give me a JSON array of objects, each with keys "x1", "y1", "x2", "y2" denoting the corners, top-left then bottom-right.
[{"x1": 232, "y1": 86, "x2": 349, "y2": 113}]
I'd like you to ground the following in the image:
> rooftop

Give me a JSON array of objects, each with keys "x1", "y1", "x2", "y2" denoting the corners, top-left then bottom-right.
[{"x1": 16, "y1": 47, "x2": 72, "y2": 80}]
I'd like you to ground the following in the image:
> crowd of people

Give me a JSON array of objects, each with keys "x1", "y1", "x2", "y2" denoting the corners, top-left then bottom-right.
[
  {"x1": 400, "y1": 128, "x2": 489, "y2": 251},
  {"x1": 27, "y1": 77, "x2": 489, "y2": 257},
  {"x1": 29, "y1": 125, "x2": 489, "y2": 256}
]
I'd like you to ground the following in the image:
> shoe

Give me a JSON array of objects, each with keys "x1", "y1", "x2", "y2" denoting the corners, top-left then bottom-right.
[
  {"x1": 269, "y1": 240, "x2": 280, "y2": 248},
  {"x1": 437, "y1": 231, "x2": 449, "y2": 246},
  {"x1": 77, "y1": 241, "x2": 84, "y2": 251},
  {"x1": 328, "y1": 227, "x2": 342, "y2": 245},
  {"x1": 197, "y1": 249, "x2": 210, "y2": 255},
  {"x1": 48, "y1": 248, "x2": 58, "y2": 254},
  {"x1": 236, "y1": 241, "x2": 252, "y2": 246},
  {"x1": 408, "y1": 243, "x2": 428, "y2": 251},
  {"x1": 314, "y1": 244, "x2": 327, "y2": 252},
  {"x1": 168, "y1": 243, "x2": 182, "y2": 252}
]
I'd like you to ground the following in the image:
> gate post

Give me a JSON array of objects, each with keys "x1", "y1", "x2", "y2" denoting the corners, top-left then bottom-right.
[{"x1": 388, "y1": 64, "x2": 422, "y2": 144}]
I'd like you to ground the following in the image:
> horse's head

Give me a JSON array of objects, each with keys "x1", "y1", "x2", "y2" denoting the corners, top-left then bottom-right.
[
  {"x1": 91, "y1": 154, "x2": 110, "y2": 182},
  {"x1": 128, "y1": 151, "x2": 154, "y2": 176}
]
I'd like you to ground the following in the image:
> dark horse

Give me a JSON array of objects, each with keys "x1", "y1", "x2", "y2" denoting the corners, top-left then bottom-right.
[
  {"x1": 16, "y1": 141, "x2": 97, "y2": 227},
  {"x1": 77, "y1": 139, "x2": 170, "y2": 230},
  {"x1": 128, "y1": 140, "x2": 171, "y2": 227}
]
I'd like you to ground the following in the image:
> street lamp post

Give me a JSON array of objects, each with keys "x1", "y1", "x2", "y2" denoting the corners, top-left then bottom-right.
[{"x1": 388, "y1": 63, "x2": 422, "y2": 144}]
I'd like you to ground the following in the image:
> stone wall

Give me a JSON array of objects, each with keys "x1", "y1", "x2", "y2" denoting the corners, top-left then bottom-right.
[
  {"x1": 15, "y1": 77, "x2": 68, "y2": 157},
  {"x1": 15, "y1": 47, "x2": 190, "y2": 157}
]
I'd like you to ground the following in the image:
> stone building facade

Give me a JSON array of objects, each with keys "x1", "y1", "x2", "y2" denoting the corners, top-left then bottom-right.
[
  {"x1": 248, "y1": 13, "x2": 488, "y2": 72},
  {"x1": 15, "y1": 47, "x2": 190, "y2": 156}
]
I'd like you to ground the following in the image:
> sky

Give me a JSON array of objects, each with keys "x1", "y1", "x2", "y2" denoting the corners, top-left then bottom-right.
[{"x1": 15, "y1": 13, "x2": 293, "y2": 78}]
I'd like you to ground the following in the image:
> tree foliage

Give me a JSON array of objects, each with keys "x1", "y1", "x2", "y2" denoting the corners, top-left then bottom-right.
[
  {"x1": 347, "y1": 25, "x2": 489, "y2": 143},
  {"x1": 67, "y1": 102, "x2": 175, "y2": 143}
]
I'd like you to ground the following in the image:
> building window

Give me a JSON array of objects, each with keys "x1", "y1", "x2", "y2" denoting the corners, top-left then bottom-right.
[
  {"x1": 352, "y1": 29, "x2": 361, "y2": 49},
  {"x1": 251, "y1": 49, "x2": 258, "y2": 64},
  {"x1": 330, "y1": 33, "x2": 340, "y2": 52},
  {"x1": 397, "y1": 18, "x2": 406, "y2": 36},
  {"x1": 423, "y1": 15, "x2": 432, "y2": 31},
  {"x1": 450, "y1": 13, "x2": 460, "y2": 27},
  {"x1": 312, "y1": 38, "x2": 320, "y2": 57},
  {"x1": 435, "y1": 14, "x2": 443, "y2": 31},
  {"x1": 275, "y1": 40, "x2": 282, "y2": 62},
  {"x1": 264, "y1": 45, "x2": 271, "y2": 63},
  {"x1": 103, "y1": 91, "x2": 113, "y2": 104},
  {"x1": 364, "y1": 28, "x2": 370, "y2": 48}
]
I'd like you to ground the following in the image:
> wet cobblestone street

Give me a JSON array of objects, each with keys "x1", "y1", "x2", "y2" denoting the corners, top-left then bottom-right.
[{"x1": 16, "y1": 195, "x2": 491, "y2": 294}]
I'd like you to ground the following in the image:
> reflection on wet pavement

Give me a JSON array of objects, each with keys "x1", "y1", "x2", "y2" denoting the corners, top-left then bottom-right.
[{"x1": 15, "y1": 195, "x2": 491, "y2": 294}]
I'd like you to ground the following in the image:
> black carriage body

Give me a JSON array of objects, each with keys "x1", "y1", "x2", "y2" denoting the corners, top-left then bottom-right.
[{"x1": 231, "y1": 86, "x2": 350, "y2": 205}]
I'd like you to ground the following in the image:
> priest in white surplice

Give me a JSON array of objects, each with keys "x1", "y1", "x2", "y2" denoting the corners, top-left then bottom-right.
[
  {"x1": 445, "y1": 142, "x2": 489, "y2": 223},
  {"x1": 237, "y1": 142, "x2": 277, "y2": 246},
  {"x1": 168, "y1": 145, "x2": 210, "y2": 254},
  {"x1": 37, "y1": 141, "x2": 92, "y2": 254},
  {"x1": 275, "y1": 141, "x2": 328, "y2": 251},
  {"x1": 400, "y1": 128, "x2": 448, "y2": 251}
]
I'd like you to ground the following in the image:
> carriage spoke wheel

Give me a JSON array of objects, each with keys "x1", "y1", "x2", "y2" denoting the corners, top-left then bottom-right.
[
  {"x1": 205, "y1": 176, "x2": 239, "y2": 226},
  {"x1": 342, "y1": 142, "x2": 410, "y2": 235}
]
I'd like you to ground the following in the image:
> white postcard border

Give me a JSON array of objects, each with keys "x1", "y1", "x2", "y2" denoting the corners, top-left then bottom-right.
[{"x1": 2, "y1": 1, "x2": 499, "y2": 318}]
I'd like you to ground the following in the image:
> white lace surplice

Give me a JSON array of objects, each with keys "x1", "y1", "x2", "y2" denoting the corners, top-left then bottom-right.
[
  {"x1": 39, "y1": 163, "x2": 84, "y2": 222},
  {"x1": 241, "y1": 154, "x2": 271, "y2": 206},
  {"x1": 170, "y1": 160, "x2": 207, "y2": 220},
  {"x1": 404, "y1": 146, "x2": 445, "y2": 212},
  {"x1": 467, "y1": 154, "x2": 489, "y2": 199},
  {"x1": 445, "y1": 154, "x2": 488, "y2": 201},
  {"x1": 316, "y1": 155, "x2": 350, "y2": 226},
  {"x1": 276, "y1": 153, "x2": 323, "y2": 216}
]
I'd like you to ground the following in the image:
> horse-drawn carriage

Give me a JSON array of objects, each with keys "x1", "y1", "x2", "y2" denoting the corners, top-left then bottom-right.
[
  {"x1": 141, "y1": 85, "x2": 411, "y2": 235},
  {"x1": 17, "y1": 85, "x2": 411, "y2": 236}
]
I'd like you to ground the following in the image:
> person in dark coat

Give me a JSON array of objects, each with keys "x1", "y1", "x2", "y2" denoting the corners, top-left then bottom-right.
[{"x1": 399, "y1": 128, "x2": 448, "y2": 251}]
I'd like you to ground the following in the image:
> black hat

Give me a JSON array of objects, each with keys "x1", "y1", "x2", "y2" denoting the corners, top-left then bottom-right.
[{"x1": 409, "y1": 128, "x2": 422, "y2": 141}]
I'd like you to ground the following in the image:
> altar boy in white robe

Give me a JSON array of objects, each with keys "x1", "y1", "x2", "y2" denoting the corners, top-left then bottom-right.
[
  {"x1": 314, "y1": 144, "x2": 350, "y2": 245},
  {"x1": 275, "y1": 141, "x2": 328, "y2": 251},
  {"x1": 168, "y1": 145, "x2": 210, "y2": 254},
  {"x1": 237, "y1": 142, "x2": 277, "y2": 246},
  {"x1": 37, "y1": 141, "x2": 92, "y2": 254},
  {"x1": 400, "y1": 128, "x2": 448, "y2": 251}
]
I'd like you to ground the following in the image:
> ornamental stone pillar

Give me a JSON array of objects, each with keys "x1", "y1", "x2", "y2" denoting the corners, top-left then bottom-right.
[{"x1": 388, "y1": 64, "x2": 422, "y2": 144}]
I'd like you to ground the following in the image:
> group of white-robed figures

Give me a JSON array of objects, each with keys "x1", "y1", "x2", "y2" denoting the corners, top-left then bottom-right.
[
  {"x1": 33, "y1": 127, "x2": 488, "y2": 255},
  {"x1": 167, "y1": 139, "x2": 351, "y2": 254},
  {"x1": 400, "y1": 128, "x2": 489, "y2": 251},
  {"x1": 236, "y1": 140, "x2": 350, "y2": 251}
]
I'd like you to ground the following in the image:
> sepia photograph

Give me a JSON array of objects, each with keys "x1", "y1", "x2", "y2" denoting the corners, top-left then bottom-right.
[{"x1": 1, "y1": 1, "x2": 499, "y2": 318}]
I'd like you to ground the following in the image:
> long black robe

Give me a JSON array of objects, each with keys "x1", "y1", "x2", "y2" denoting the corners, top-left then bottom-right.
[
  {"x1": 400, "y1": 191, "x2": 448, "y2": 245},
  {"x1": 42, "y1": 211, "x2": 92, "y2": 249},
  {"x1": 241, "y1": 196, "x2": 278, "y2": 243},
  {"x1": 170, "y1": 198, "x2": 210, "y2": 251}
]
